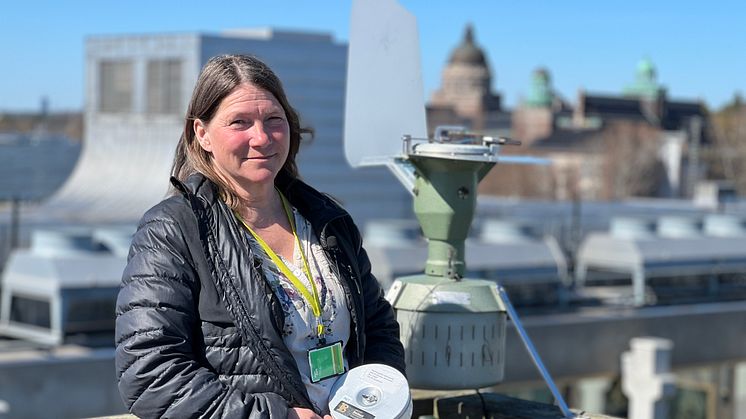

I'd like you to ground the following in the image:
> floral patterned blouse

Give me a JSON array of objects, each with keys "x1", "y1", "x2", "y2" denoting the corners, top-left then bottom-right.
[{"x1": 244, "y1": 207, "x2": 351, "y2": 414}]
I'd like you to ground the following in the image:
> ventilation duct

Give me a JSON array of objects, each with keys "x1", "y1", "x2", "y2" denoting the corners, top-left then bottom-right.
[
  {"x1": 364, "y1": 219, "x2": 422, "y2": 247},
  {"x1": 610, "y1": 217, "x2": 656, "y2": 240},
  {"x1": 656, "y1": 215, "x2": 702, "y2": 238},
  {"x1": 703, "y1": 214, "x2": 746, "y2": 237},
  {"x1": 366, "y1": 218, "x2": 569, "y2": 306},
  {"x1": 479, "y1": 220, "x2": 536, "y2": 243},
  {"x1": 577, "y1": 214, "x2": 746, "y2": 306},
  {"x1": 0, "y1": 227, "x2": 129, "y2": 345}
]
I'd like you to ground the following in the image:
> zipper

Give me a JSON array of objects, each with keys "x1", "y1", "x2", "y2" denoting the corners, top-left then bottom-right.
[
  {"x1": 321, "y1": 229, "x2": 362, "y2": 297},
  {"x1": 345, "y1": 263, "x2": 362, "y2": 295}
]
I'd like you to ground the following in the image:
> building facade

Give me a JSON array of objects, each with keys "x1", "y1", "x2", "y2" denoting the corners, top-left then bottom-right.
[
  {"x1": 426, "y1": 25, "x2": 509, "y2": 136},
  {"x1": 490, "y1": 57, "x2": 707, "y2": 201}
]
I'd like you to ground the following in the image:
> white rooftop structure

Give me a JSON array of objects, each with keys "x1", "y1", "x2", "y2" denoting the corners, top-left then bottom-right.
[
  {"x1": 0, "y1": 228, "x2": 128, "y2": 345},
  {"x1": 576, "y1": 214, "x2": 746, "y2": 306},
  {"x1": 365, "y1": 219, "x2": 568, "y2": 292},
  {"x1": 37, "y1": 29, "x2": 411, "y2": 227}
]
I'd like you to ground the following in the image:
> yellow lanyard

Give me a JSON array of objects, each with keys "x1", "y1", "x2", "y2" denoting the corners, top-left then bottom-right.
[{"x1": 235, "y1": 192, "x2": 325, "y2": 339}]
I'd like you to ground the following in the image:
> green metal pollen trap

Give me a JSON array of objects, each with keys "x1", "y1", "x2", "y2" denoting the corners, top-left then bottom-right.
[
  {"x1": 409, "y1": 131, "x2": 501, "y2": 279},
  {"x1": 385, "y1": 127, "x2": 511, "y2": 390},
  {"x1": 385, "y1": 128, "x2": 576, "y2": 418}
]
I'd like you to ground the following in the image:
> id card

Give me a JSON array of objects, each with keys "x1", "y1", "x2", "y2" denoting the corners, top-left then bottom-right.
[{"x1": 308, "y1": 340, "x2": 345, "y2": 383}]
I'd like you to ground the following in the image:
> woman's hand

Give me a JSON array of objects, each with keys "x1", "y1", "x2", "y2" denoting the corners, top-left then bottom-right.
[{"x1": 288, "y1": 407, "x2": 332, "y2": 419}]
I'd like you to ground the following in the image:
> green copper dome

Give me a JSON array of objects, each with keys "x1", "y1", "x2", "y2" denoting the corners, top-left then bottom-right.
[
  {"x1": 624, "y1": 57, "x2": 660, "y2": 99},
  {"x1": 449, "y1": 25, "x2": 488, "y2": 67},
  {"x1": 637, "y1": 57, "x2": 656, "y2": 80},
  {"x1": 525, "y1": 67, "x2": 553, "y2": 107}
]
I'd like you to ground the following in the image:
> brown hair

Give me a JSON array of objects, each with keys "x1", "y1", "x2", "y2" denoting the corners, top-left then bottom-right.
[{"x1": 171, "y1": 54, "x2": 311, "y2": 208}]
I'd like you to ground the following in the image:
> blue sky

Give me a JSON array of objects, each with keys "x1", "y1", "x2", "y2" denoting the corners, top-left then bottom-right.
[{"x1": 1, "y1": 1, "x2": 744, "y2": 112}]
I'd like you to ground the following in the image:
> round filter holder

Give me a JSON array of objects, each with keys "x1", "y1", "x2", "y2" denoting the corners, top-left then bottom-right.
[{"x1": 328, "y1": 363, "x2": 412, "y2": 419}]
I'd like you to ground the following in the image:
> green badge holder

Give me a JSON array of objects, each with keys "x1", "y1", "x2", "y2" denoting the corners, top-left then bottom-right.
[{"x1": 309, "y1": 341, "x2": 345, "y2": 383}]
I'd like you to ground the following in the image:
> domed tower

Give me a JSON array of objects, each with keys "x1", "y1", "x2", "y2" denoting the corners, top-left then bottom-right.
[
  {"x1": 624, "y1": 57, "x2": 662, "y2": 99},
  {"x1": 511, "y1": 67, "x2": 559, "y2": 145},
  {"x1": 525, "y1": 67, "x2": 554, "y2": 108},
  {"x1": 623, "y1": 57, "x2": 667, "y2": 124},
  {"x1": 428, "y1": 25, "x2": 501, "y2": 131}
]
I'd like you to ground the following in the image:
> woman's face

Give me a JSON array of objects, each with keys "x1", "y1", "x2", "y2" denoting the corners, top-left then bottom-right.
[{"x1": 194, "y1": 83, "x2": 290, "y2": 192}]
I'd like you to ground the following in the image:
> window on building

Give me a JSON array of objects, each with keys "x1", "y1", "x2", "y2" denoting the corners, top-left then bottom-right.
[
  {"x1": 99, "y1": 60, "x2": 134, "y2": 113},
  {"x1": 146, "y1": 59, "x2": 182, "y2": 114}
]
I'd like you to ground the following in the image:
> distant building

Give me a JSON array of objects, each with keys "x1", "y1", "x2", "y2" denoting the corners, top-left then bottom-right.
[
  {"x1": 42, "y1": 29, "x2": 411, "y2": 225},
  {"x1": 0, "y1": 111, "x2": 83, "y2": 142},
  {"x1": 510, "y1": 68, "x2": 572, "y2": 146},
  {"x1": 426, "y1": 25, "x2": 510, "y2": 135},
  {"x1": 571, "y1": 58, "x2": 705, "y2": 133},
  {"x1": 425, "y1": 26, "x2": 711, "y2": 201},
  {"x1": 505, "y1": 58, "x2": 708, "y2": 200}
]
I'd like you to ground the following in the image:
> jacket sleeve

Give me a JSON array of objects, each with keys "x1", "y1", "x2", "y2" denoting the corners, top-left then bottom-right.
[
  {"x1": 115, "y1": 204, "x2": 288, "y2": 419},
  {"x1": 347, "y1": 219, "x2": 407, "y2": 375}
]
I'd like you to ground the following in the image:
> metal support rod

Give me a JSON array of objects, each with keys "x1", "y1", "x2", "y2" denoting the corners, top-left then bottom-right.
[
  {"x1": 497, "y1": 285, "x2": 576, "y2": 419},
  {"x1": 10, "y1": 197, "x2": 20, "y2": 250}
]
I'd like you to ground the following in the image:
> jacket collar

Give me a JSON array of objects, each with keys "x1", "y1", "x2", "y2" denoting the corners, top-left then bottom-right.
[
  {"x1": 172, "y1": 171, "x2": 349, "y2": 233},
  {"x1": 275, "y1": 169, "x2": 348, "y2": 228}
]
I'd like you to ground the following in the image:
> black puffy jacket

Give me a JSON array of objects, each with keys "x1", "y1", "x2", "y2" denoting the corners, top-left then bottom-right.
[{"x1": 115, "y1": 172, "x2": 405, "y2": 418}]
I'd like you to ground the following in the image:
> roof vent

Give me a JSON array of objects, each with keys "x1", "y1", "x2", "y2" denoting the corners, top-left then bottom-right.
[
  {"x1": 30, "y1": 228, "x2": 99, "y2": 257},
  {"x1": 364, "y1": 219, "x2": 422, "y2": 247},
  {"x1": 609, "y1": 217, "x2": 656, "y2": 239},
  {"x1": 479, "y1": 219, "x2": 536, "y2": 243},
  {"x1": 703, "y1": 214, "x2": 746, "y2": 237},
  {"x1": 93, "y1": 227, "x2": 134, "y2": 257},
  {"x1": 656, "y1": 216, "x2": 702, "y2": 238}
]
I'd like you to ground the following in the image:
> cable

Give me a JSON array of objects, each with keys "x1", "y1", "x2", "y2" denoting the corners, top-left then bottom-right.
[{"x1": 475, "y1": 388, "x2": 489, "y2": 418}]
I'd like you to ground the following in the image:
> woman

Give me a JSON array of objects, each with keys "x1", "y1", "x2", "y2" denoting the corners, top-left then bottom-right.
[{"x1": 115, "y1": 54, "x2": 405, "y2": 419}]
